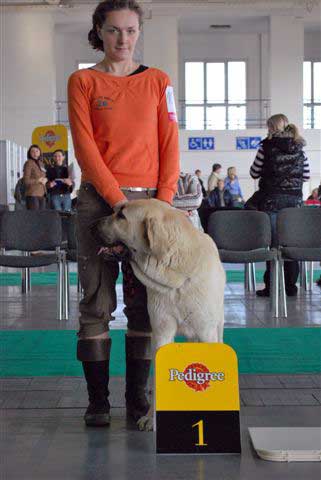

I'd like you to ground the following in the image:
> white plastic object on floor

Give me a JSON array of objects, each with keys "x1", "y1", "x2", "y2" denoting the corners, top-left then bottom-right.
[{"x1": 248, "y1": 427, "x2": 321, "y2": 462}]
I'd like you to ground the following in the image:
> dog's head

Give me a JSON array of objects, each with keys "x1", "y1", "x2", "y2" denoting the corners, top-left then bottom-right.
[{"x1": 93, "y1": 199, "x2": 191, "y2": 259}]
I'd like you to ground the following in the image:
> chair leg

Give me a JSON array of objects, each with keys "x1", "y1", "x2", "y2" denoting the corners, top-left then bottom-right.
[
  {"x1": 63, "y1": 259, "x2": 69, "y2": 321},
  {"x1": 278, "y1": 260, "x2": 287, "y2": 318},
  {"x1": 308, "y1": 262, "x2": 314, "y2": 292},
  {"x1": 244, "y1": 263, "x2": 251, "y2": 292},
  {"x1": 300, "y1": 261, "x2": 308, "y2": 291},
  {"x1": 270, "y1": 258, "x2": 279, "y2": 318},
  {"x1": 21, "y1": 253, "x2": 31, "y2": 294},
  {"x1": 57, "y1": 258, "x2": 64, "y2": 321},
  {"x1": 304, "y1": 261, "x2": 308, "y2": 291},
  {"x1": 251, "y1": 263, "x2": 256, "y2": 292}
]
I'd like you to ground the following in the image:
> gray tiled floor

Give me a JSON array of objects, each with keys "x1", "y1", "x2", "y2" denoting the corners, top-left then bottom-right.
[
  {"x1": 1, "y1": 267, "x2": 321, "y2": 479},
  {"x1": 1, "y1": 403, "x2": 321, "y2": 480},
  {"x1": 1, "y1": 274, "x2": 320, "y2": 330}
]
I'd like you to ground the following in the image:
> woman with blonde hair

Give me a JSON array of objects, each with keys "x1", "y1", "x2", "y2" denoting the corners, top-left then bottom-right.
[{"x1": 249, "y1": 113, "x2": 310, "y2": 297}]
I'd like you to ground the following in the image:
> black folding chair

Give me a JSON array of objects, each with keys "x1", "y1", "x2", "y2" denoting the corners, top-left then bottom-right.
[
  {"x1": 208, "y1": 210, "x2": 280, "y2": 317},
  {"x1": 0, "y1": 210, "x2": 68, "y2": 320},
  {"x1": 277, "y1": 207, "x2": 321, "y2": 317}
]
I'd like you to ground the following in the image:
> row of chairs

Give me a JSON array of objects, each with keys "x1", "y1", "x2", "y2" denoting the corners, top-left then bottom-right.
[
  {"x1": 207, "y1": 208, "x2": 321, "y2": 317},
  {"x1": 0, "y1": 210, "x2": 77, "y2": 320},
  {"x1": 1, "y1": 208, "x2": 320, "y2": 321}
]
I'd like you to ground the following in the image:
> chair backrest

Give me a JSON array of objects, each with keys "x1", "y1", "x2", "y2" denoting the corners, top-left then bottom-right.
[
  {"x1": 277, "y1": 207, "x2": 321, "y2": 248},
  {"x1": 0, "y1": 210, "x2": 62, "y2": 251},
  {"x1": 207, "y1": 210, "x2": 272, "y2": 251}
]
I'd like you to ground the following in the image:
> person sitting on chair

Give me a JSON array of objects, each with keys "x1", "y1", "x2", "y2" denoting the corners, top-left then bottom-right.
[{"x1": 208, "y1": 179, "x2": 233, "y2": 209}]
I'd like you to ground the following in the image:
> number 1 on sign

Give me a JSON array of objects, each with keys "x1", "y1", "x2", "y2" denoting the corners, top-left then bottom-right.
[{"x1": 192, "y1": 420, "x2": 208, "y2": 446}]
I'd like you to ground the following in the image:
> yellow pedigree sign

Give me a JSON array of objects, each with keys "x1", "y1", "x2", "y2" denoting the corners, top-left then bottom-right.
[
  {"x1": 32, "y1": 124, "x2": 68, "y2": 154},
  {"x1": 156, "y1": 343, "x2": 240, "y2": 412}
]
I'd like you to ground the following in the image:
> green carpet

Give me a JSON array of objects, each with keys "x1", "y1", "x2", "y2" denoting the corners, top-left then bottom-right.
[
  {"x1": 0, "y1": 328, "x2": 320, "y2": 377},
  {"x1": 1, "y1": 271, "x2": 320, "y2": 286}
]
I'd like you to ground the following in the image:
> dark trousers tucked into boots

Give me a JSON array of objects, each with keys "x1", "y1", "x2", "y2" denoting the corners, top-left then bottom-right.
[
  {"x1": 125, "y1": 335, "x2": 152, "y2": 421},
  {"x1": 77, "y1": 338, "x2": 111, "y2": 427},
  {"x1": 264, "y1": 260, "x2": 299, "y2": 295}
]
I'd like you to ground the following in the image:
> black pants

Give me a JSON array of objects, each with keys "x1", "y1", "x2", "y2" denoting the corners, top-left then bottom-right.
[
  {"x1": 25, "y1": 196, "x2": 46, "y2": 210},
  {"x1": 260, "y1": 193, "x2": 302, "y2": 293},
  {"x1": 264, "y1": 261, "x2": 299, "y2": 293}
]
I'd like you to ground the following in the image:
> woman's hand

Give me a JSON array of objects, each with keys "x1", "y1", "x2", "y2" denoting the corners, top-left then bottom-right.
[
  {"x1": 39, "y1": 177, "x2": 48, "y2": 186},
  {"x1": 113, "y1": 199, "x2": 128, "y2": 213},
  {"x1": 48, "y1": 181, "x2": 56, "y2": 188},
  {"x1": 63, "y1": 178, "x2": 73, "y2": 187}
]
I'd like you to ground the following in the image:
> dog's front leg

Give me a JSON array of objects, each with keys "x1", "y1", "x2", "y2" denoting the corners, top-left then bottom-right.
[
  {"x1": 137, "y1": 321, "x2": 177, "y2": 432},
  {"x1": 136, "y1": 340, "x2": 156, "y2": 433}
]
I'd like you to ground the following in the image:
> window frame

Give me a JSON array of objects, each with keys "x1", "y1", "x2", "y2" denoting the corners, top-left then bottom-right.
[
  {"x1": 183, "y1": 58, "x2": 248, "y2": 130},
  {"x1": 304, "y1": 59, "x2": 321, "y2": 129}
]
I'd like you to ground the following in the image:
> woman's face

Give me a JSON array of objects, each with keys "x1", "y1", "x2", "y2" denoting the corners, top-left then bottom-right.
[
  {"x1": 30, "y1": 147, "x2": 41, "y2": 160},
  {"x1": 99, "y1": 9, "x2": 140, "y2": 62}
]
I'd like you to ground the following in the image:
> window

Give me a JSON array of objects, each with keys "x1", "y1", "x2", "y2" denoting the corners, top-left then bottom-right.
[
  {"x1": 184, "y1": 61, "x2": 246, "y2": 130},
  {"x1": 303, "y1": 61, "x2": 321, "y2": 129},
  {"x1": 78, "y1": 62, "x2": 95, "y2": 70}
]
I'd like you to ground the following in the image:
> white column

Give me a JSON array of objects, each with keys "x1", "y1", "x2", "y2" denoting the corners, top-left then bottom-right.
[
  {"x1": 269, "y1": 16, "x2": 304, "y2": 128},
  {"x1": 1, "y1": 11, "x2": 56, "y2": 147},
  {"x1": 143, "y1": 16, "x2": 179, "y2": 100}
]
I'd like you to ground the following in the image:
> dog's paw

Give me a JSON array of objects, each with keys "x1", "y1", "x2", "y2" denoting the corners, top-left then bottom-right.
[{"x1": 137, "y1": 415, "x2": 154, "y2": 432}]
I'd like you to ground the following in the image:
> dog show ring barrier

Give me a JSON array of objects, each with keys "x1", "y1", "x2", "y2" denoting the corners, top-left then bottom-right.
[{"x1": 155, "y1": 343, "x2": 241, "y2": 455}]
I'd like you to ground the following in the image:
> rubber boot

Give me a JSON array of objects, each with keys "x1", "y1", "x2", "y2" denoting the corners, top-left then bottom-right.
[
  {"x1": 125, "y1": 335, "x2": 151, "y2": 421},
  {"x1": 77, "y1": 338, "x2": 111, "y2": 427}
]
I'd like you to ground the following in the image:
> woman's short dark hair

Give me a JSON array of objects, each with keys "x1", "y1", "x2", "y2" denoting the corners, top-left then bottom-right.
[
  {"x1": 212, "y1": 163, "x2": 222, "y2": 172},
  {"x1": 88, "y1": 0, "x2": 144, "y2": 52},
  {"x1": 27, "y1": 144, "x2": 42, "y2": 161}
]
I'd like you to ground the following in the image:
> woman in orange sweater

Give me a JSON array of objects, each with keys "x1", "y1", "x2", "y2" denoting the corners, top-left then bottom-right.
[{"x1": 68, "y1": 0, "x2": 180, "y2": 427}]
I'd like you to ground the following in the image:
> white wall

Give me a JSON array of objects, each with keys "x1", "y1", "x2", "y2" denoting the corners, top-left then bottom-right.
[
  {"x1": 1, "y1": 12, "x2": 56, "y2": 147},
  {"x1": 179, "y1": 129, "x2": 321, "y2": 201},
  {"x1": 304, "y1": 31, "x2": 321, "y2": 59}
]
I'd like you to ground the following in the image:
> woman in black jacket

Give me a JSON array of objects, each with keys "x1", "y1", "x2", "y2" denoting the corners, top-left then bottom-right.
[{"x1": 249, "y1": 114, "x2": 310, "y2": 297}]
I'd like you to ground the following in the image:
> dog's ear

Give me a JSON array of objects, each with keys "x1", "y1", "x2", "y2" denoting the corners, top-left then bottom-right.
[
  {"x1": 144, "y1": 212, "x2": 182, "y2": 257},
  {"x1": 143, "y1": 216, "x2": 165, "y2": 254}
]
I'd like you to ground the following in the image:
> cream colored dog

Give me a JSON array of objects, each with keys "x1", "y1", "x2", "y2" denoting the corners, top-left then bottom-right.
[{"x1": 95, "y1": 199, "x2": 225, "y2": 430}]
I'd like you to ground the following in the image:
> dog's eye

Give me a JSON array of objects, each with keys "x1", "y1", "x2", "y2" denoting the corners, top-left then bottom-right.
[{"x1": 117, "y1": 210, "x2": 126, "y2": 220}]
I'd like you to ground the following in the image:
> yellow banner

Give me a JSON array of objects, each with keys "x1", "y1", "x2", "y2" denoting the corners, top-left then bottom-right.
[
  {"x1": 32, "y1": 124, "x2": 68, "y2": 166},
  {"x1": 156, "y1": 343, "x2": 240, "y2": 412}
]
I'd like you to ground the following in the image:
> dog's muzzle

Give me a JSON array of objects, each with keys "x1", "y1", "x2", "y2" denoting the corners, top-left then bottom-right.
[{"x1": 90, "y1": 218, "x2": 131, "y2": 261}]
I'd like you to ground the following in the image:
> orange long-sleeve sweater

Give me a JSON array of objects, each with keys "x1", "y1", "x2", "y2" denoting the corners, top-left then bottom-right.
[{"x1": 68, "y1": 67, "x2": 180, "y2": 206}]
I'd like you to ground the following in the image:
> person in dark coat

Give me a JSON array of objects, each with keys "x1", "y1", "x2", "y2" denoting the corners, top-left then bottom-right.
[
  {"x1": 249, "y1": 113, "x2": 310, "y2": 297},
  {"x1": 208, "y1": 179, "x2": 233, "y2": 209},
  {"x1": 46, "y1": 150, "x2": 73, "y2": 212}
]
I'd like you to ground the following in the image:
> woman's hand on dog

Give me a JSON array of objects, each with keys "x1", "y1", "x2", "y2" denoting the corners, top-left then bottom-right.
[{"x1": 113, "y1": 199, "x2": 129, "y2": 213}]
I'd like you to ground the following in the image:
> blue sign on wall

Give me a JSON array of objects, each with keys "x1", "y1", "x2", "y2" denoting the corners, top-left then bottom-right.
[
  {"x1": 236, "y1": 136, "x2": 261, "y2": 150},
  {"x1": 249, "y1": 137, "x2": 262, "y2": 149},
  {"x1": 188, "y1": 137, "x2": 215, "y2": 151},
  {"x1": 236, "y1": 137, "x2": 249, "y2": 150}
]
